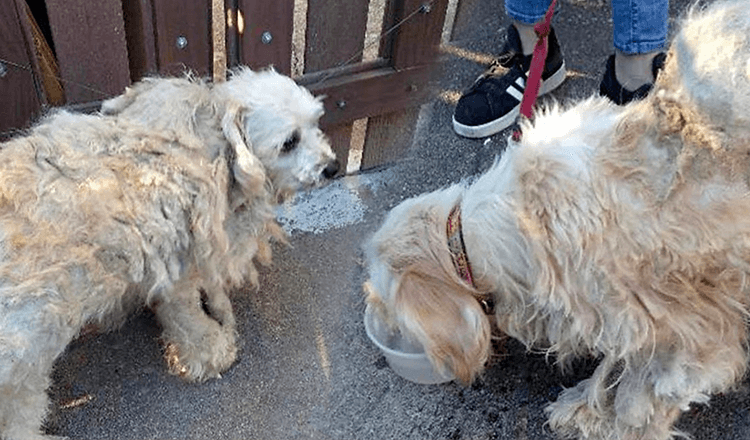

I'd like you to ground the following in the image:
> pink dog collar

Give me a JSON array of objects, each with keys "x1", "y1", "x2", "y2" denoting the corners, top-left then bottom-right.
[
  {"x1": 447, "y1": 205, "x2": 495, "y2": 315},
  {"x1": 447, "y1": 204, "x2": 476, "y2": 287}
]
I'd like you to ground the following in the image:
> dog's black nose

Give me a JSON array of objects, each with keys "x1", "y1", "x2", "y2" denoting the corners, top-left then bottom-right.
[{"x1": 322, "y1": 160, "x2": 340, "y2": 178}]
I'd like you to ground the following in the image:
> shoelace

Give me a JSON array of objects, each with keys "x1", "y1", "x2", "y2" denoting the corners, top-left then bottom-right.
[
  {"x1": 470, "y1": 54, "x2": 525, "y2": 94},
  {"x1": 477, "y1": 33, "x2": 525, "y2": 80},
  {"x1": 496, "y1": 51, "x2": 524, "y2": 71}
]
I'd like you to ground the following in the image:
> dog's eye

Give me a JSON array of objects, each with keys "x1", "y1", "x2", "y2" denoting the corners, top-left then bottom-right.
[{"x1": 282, "y1": 130, "x2": 300, "y2": 153}]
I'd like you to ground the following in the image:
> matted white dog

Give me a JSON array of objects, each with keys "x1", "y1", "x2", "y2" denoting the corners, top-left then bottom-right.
[
  {"x1": 365, "y1": 1, "x2": 750, "y2": 439},
  {"x1": 0, "y1": 67, "x2": 338, "y2": 440}
]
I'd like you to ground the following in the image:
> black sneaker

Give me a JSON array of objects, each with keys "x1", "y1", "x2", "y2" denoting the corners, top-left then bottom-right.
[
  {"x1": 599, "y1": 52, "x2": 666, "y2": 105},
  {"x1": 453, "y1": 24, "x2": 567, "y2": 138}
]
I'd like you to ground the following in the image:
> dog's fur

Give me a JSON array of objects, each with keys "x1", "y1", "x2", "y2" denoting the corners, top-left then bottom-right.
[
  {"x1": 365, "y1": 2, "x2": 750, "y2": 439},
  {"x1": 0, "y1": 67, "x2": 337, "y2": 440}
]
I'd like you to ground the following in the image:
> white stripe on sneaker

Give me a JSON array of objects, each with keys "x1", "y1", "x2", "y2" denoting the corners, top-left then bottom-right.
[{"x1": 506, "y1": 83, "x2": 524, "y2": 101}]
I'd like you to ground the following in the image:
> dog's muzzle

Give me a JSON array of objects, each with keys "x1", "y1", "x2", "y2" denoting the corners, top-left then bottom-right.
[{"x1": 322, "y1": 160, "x2": 340, "y2": 178}]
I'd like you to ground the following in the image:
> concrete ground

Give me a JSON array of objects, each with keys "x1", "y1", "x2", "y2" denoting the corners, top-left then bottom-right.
[{"x1": 49, "y1": 0, "x2": 750, "y2": 438}]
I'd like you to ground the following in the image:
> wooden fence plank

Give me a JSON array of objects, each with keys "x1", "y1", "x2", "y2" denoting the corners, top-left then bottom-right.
[
  {"x1": 302, "y1": 64, "x2": 430, "y2": 128},
  {"x1": 303, "y1": 0, "x2": 371, "y2": 175},
  {"x1": 212, "y1": 0, "x2": 227, "y2": 81},
  {"x1": 389, "y1": 0, "x2": 449, "y2": 69},
  {"x1": 360, "y1": 106, "x2": 420, "y2": 169},
  {"x1": 226, "y1": 0, "x2": 239, "y2": 67},
  {"x1": 122, "y1": 0, "x2": 158, "y2": 82},
  {"x1": 152, "y1": 0, "x2": 211, "y2": 76},
  {"x1": 24, "y1": 1, "x2": 64, "y2": 105},
  {"x1": 45, "y1": 0, "x2": 130, "y2": 103},
  {"x1": 326, "y1": 124, "x2": 353, "y2": 176},
  {"x1": 0, "y1": 0, "x2": 42, "y2": 136},
  {"x1": 238, "y1": 0, "x2": 293, "y2": 75},
  {"x1": 304, "y1": 0, "x2": 370, "y2": 73},
  {"x1": 325, "y1": 121, "x2": 352, "y2": 177}
]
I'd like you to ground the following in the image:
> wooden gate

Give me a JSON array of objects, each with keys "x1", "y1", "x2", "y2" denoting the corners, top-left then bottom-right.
[{"x1": 0, "y1": 0, "x2": 452, "y2": 172}]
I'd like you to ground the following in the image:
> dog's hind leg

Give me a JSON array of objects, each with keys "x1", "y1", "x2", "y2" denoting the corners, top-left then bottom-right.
[
  {"x1": 152, "y1": 272, "x2": 237, "y2": 382},
  {"x1": 599, "y1": 361, "x2": 687, "y2": 440},
  {"x1": 610, "y1": 342, "x2": 747, "y2": 440},
  {"x1": 547, "y1": 366, "x2": 682, "y2": 440}
]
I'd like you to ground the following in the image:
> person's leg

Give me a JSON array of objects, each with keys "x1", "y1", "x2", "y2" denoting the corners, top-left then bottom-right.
[
  {"x1": 505, "y1": 0, "x2": 555, "y2": 54},
  {"x1": 505, "y1": 0, "x2": 553, "y2": 24},
  {"x1": 611, "y1": 0, "x2": 668, "y2": 91},
  {"x1": 453, "y1": 0, "x2": 566, "y2": 138}
]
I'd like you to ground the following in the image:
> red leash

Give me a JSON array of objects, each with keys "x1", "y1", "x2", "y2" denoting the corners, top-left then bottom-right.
[{"x1": 512, "y1": 0, "x2": 558, "y2": 141}]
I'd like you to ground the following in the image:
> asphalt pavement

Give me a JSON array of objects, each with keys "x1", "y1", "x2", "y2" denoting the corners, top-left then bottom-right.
[{"x1": 48, "y1": 0, "x2": 750, "y2": 438}]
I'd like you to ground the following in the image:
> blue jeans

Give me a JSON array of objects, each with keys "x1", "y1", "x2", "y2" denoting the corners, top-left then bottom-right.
[{"x1": 505, "y1": 0, "x2": 668, "y2": 54}]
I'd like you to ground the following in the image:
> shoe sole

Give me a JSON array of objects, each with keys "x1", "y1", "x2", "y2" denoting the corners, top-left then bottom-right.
[{"x1": 452, "y1": 62, "x2": 567, "y2": 139}]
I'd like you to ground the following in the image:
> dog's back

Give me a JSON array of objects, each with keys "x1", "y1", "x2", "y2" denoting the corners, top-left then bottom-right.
[{"x1": 0, "y1": 109, "x2": 228, "y2": 315}]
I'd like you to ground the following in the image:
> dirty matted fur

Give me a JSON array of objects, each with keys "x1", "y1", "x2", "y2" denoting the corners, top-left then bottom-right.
[
  {"x1": 0, "y1": 67, "x2": 337, "y2": 440},
  {"x1": 365, "y1": 2, "x2": 750, "y2": 439}
]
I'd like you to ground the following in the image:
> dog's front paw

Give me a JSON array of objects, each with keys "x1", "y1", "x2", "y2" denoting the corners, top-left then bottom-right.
[
  {"x1": 546, "y1": 380, "x2": 615, "y2": 440},
  {"x1": 163, "y1": 326, "x2": 237, "y2": 381}
]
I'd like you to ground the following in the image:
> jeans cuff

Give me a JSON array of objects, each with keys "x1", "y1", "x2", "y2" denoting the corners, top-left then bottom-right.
[
  {"x1": 504, "y1": 6, "x2": 546, "y2": 25},
  {"x1": 613, "y1": 40, "x2": 666, "y2": 55}
]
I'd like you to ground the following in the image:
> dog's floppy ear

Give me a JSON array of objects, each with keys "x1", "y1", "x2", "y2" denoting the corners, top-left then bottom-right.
[
  {"x1": 221, "y1": 103, "x2": 266, "y2": 195},
  {"x1": 396, "y1": 262, "x2": 491, "y2": 384}
]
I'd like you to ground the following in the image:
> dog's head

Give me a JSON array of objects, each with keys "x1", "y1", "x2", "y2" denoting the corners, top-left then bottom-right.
[
  {"x1": 364, "y1": 190, "x2": 492, "y2": 384},
  {"x1": 102, "y1": 68, "x2": 339, "y2": 201},
  {"x1": 216, "y1": 68, "x2": 339, "y2": 199}
]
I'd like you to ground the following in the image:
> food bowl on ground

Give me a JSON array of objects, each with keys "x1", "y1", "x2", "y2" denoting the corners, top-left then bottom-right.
[{"x1": 364, "y1": 304, "x2": 455, "y2": 384}]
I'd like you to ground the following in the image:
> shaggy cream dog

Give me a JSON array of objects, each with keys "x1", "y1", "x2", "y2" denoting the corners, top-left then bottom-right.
[
  {"x1": 0, "y1": 67, "x2": 337, "y2": 440},
  {"x1": 365, "y1": 1, "x2": 750, "y2": 439}
]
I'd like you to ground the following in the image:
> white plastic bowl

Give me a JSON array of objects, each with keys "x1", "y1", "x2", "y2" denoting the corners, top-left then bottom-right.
[{"x1": 364, "y1": 304, "x2": 455, "y2": 384}]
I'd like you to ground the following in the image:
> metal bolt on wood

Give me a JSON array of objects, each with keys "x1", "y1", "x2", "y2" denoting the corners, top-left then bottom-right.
[
  {"x1": 0, "y1": 62, "x2": 7, "y2": 78},
  {"x1": 176, "y1": 36, "x2": 188, "y2": 49},
  {"x1": 261, "y1": 32, "x2": 273, "y2": 44}
]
